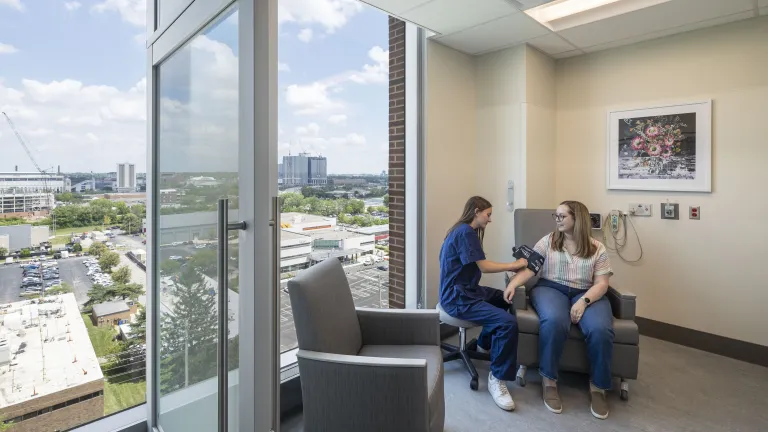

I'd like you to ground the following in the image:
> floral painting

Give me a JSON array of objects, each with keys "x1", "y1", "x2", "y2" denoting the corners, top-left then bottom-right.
[
  {"x1": 618, "y1": 113, "x2": 696, "y2": 179},
  {"x1": 607, "y1": 100, "x2": 711, "y2": 192}
]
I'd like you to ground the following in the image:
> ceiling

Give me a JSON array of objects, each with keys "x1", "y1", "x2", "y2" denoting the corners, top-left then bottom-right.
[{"x1": 362, "y1": 0, "x2": 768, "y2": 58}]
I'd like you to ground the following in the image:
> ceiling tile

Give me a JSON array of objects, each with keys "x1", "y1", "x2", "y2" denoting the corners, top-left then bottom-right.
[
  {"x1": 557, "y1": 0, "x2": 755, "y2": 49},
  {"x1": 524, "y1": 33, "x2": 578, "y2": 55},
  {"x1": 401, "y1": 0, "x2": 518, "y2": 35},
  {"x1": 580, "y1": 10, "x2": 755, "y2": 53},
  {"x1": 759, "y1": 0, "x2": 768, "y2": 8},
  {"x1": 360, "y1": 0, "x2": 432, "y2": 16},
  {"x1": 551, "y1": 49, "x2": 585, "y2": 59},
  {"x1": 435, "y1": 13, "x2": 550, "y2": 54}
]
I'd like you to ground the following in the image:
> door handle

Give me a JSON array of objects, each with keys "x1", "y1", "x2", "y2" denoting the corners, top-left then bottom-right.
[
  {"x1": 217, "y1": 198, "x2": 246, "y2": 432},
  {"x1": 268, "y1": 196, "x2": 281, "y2": 432}
]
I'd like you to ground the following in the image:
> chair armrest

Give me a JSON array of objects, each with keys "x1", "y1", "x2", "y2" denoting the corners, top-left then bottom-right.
[
  {"x1": 357, "y1": 308, "x2": 440, "y2": 346},
  {"x1": 514, "y1": 286, "x2": 528, "y2": 310},
  {"x1": 297, "y1": 350, "x2": 430, "y2": 432},
  {"x1": 607, "y1": 286, "x2": 636, "y2": 320}
]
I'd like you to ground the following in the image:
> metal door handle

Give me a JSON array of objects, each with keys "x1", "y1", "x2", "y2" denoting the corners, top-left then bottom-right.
[
  {"x1": 217, "y1": 198, "x2": 246, "y2": 432},
  {"x1": 268, "y1": 196, "x2": 281, "y2": 432}
]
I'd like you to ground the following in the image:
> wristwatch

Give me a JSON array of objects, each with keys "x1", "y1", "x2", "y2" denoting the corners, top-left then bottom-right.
[{"x1": 582, "y1": 297, "x2": 591, "y2": 306}]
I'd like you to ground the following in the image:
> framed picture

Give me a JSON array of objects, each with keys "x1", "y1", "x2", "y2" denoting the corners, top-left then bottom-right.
[{"x1": 606, "y1": 100, "x2": 712, "y2": 192}]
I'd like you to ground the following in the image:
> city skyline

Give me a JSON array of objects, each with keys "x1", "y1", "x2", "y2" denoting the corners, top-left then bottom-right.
[{"x1": 0, "y1": 0, "x2": 390, "y2": 174}]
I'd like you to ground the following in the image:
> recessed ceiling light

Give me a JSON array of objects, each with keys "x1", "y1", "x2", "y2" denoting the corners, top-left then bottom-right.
[
  {"x1": 525, "y1": 0, "x2": 671, "y2": 29},
  {"x1": 526, "y1": 0, "x2": 625, "y2": 23}
]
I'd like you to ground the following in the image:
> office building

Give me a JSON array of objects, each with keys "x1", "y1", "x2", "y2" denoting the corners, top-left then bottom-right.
[
  {"x1": 0, "y1": 172, "x2": 68, "y2": 194},
  {"x1": 116, "y1": 163, "x2": 137, "y2": 192},
  {"x1": 0, "y1": 224, "x2": 49, "y2": 251},
  {"x1": 0, "y1": 192, "x2": 54, "y2": 214},
  {"x1": 0, "y1": 294, "x2": 104, "y2": 432},
  {"x1": 282, "y1": 153, "x2": 327, "y2": 185}
]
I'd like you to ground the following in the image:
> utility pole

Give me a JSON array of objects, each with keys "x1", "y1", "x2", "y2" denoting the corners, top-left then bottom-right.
[{"x1": 184, "y1": 320, "x2": 189, "y2": 388}]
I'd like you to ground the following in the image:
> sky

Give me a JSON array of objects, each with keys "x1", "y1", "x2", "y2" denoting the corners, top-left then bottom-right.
[{"x1": 0, "y1": 0, "x2": 389, "y2": 174}]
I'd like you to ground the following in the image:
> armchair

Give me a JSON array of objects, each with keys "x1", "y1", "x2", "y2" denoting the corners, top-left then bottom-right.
[
  {"x1": 288, "y1": 258, "x2": 444, "y2": 432},
  {"x1": 507, "y1": 209, "x2": 639, "y2": 400}
]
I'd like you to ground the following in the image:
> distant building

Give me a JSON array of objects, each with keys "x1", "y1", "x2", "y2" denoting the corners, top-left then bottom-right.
[
  {"x1": 332, "y1": 178, "x2": 367, "y2": 186},
  {"x1": 159, "y1": 189, "x2": 179, "y2": 206},
  {"x1": 0, "y1": 192, "x2": 54, "y2": 213},
  {"x1": 282, "y1": 153, "x2": 327, "y2": 185},
  {"x1": 71, "y1": 178, "x2": 96, "y2": 193},
  {"x1": 0, "y1": 294, "x2": 104, "y2": 432},
  {"x1": 0, "y1": 225, "x2": 49, "y2": 251},
  {"x1": 0, "y1": 172, "x2": 68, "y2": 194},
  {"x1": 116, "y1": 163, "x2": 137, "y2": 192},
  {"x1": 187, "y1": 176, "x2": 219, "y2": 187},
  {"x1": 92, "y1": 300, "x2": 139, "y2": 327}
]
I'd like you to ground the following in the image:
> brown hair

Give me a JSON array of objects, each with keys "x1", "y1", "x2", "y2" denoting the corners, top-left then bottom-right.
[
  {"x1": 551, "y1": 200, "x2": 596, "y2": 258},
  {"x1": 446, "y1": 196, "x2": 492, "y2": 246}
]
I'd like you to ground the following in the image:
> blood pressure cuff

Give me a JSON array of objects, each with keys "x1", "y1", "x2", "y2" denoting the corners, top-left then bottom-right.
[{"x1": 513, "y1": 245, "x2": 545, "y2": 275}]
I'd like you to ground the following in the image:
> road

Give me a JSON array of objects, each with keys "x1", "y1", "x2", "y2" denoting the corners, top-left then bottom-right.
[{"x1": 0, "y1": 257, "x2": 94, "y2": 306}]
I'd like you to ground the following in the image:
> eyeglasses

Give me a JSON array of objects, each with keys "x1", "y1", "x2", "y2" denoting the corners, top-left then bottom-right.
[{"x1": 552, "y1": 213, "x2": 568, "y2": 222}]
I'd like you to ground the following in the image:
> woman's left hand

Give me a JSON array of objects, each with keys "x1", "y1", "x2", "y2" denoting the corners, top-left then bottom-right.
[{"x1": 570, "y1": 300, "x2": 587, "y2": 324}]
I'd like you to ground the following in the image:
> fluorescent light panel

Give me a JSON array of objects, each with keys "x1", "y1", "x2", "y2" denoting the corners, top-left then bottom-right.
[{"x1": 526, "y1": 0, "x2": 625, "y2": 23}]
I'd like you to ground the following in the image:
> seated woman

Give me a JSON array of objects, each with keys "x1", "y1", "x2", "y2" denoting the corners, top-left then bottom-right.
[
  {"x1": 439, "y1": 196, "x2": 528, "y2": 412},
  {"x1": 504, "y1": 200, "x2": 615, "y2": 420}
]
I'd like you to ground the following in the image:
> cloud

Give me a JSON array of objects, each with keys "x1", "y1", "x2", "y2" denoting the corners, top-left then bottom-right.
[
  {"x1": 0, "y1": 0, "x2": 22, "y2": 11},
  {"x1": 285, "y1": 82, "x2": 344, "y2": 116},
  {"x1": 296, "y1": 123, "x2": 320, "y2": 136},
  {"x1": 327, "y1": 114, "x2": 347, "y2": 126},
  {"x1": 348, "y1": 46, "x2": 389, "y2": 85},
  {"x1": 92, "y1": 0, "x2": 145, "y2": 27},
  {"x1": 297, "y1": 28, "x2": 313, "y2": 43},
  {"x1": 278, "y1": 62, "x2": 291, "y2": 72},
  {"x1": 64, "y1": 1, "x2": 82, "y2": 11},
  {"x1": 278, "y1": 0, "x2": 362, "y2": 33},
  {"x1": 0, "y1": 43, "x2": 19, "y2": 54}
]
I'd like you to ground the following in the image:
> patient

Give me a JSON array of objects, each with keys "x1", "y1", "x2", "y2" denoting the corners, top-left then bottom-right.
[{"x1": 504, "y1": 200, "x2": 614, "y2": 420}]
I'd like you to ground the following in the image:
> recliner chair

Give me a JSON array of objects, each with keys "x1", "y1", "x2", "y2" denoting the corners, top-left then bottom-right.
[
  {"x1": 288, "y1": 258, "x2": 445, "y2": 432},
  {"x1": 506, "y1": 208, "x2": 639, "y2": 400}
]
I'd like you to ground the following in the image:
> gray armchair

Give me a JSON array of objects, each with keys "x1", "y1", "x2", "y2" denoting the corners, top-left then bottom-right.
[
  {"x1": 288, "y1": 258, "x2": 444, "y2": 432},
  {"x1": 506, "y1": 209, "x2": 639, "y2": 400}
]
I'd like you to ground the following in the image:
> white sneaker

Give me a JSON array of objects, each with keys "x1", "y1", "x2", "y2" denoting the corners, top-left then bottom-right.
[
  {"x1": 477, "y1": 345, "x2": 489, "y2": 354},
  {"x1": 488, "y1": 371, "x2": 515, "y2": 411}
]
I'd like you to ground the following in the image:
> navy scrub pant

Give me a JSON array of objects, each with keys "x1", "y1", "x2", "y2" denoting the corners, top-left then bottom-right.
[
  {"x1": 530, "y1": 279, "x2": 614, "y2": 390},
  {"x1": 445, "y1": 288, "x2": 519, "y2": 381}
]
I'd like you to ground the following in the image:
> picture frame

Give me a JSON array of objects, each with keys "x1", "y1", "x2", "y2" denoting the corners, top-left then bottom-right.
[{"x1": 606, "y1": 100, "x2": 712, "y2": 192}]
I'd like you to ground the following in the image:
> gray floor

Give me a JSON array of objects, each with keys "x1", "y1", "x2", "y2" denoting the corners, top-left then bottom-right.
[{"x1": 282, "y1": 330, "x2": 768, "y2": 432}]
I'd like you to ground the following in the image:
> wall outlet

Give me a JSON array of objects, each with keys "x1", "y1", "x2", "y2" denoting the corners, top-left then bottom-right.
[
  {"x1": 689, "y1": 206, "x2": 700, "y2": 220},
  {"x1": 661, "y1": 203, "x2": 679, "y2": 220},
  {"x1": 590, "y1": 213, "x2": 602, "y2": 230},
  {"x1": 628, "y1": 203, "x2": 652, "y2": 217}
]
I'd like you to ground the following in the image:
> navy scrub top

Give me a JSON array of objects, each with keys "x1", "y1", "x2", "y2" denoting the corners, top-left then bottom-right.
[{"x1": 439, "y1": 223, "x2": 492, "y2": 306}]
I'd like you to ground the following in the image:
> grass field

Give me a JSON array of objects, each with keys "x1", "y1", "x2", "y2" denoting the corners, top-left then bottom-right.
[
  {"x1": 50, "y1": 225, "x2": 105, "y2": 245},
  {"x1": 104, "y1": 380, "x2": 146, "y2": 415},
  {"x1": 81, "y1": 313, "x2": 118, "y2": 357}
]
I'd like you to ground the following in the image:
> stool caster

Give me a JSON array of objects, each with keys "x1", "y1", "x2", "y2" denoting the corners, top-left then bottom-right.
[
  {"x1": 620, "y1": 379, "x2": 629, "y2": 401},
  {"x1": 470, "y1": 377, "x2": 479, "y2": 390},
  {"x1": 516, "y1": 365, "x2": 527, "y2": 387}
]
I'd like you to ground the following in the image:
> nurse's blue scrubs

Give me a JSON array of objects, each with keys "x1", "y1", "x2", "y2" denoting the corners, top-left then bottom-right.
[{"x1": 439, "y1": 223, "x2": 519, "y2": 381}]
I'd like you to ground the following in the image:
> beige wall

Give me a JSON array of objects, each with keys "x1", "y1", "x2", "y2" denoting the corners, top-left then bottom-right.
[
  {"x1": 425, "y1": 41, "x2": 477, "y2": 307},
  {"x1": 524, "y1": 47, "x2": 557, "y2": 209},
  {"x1": 555, "y1": 16, "x2": 768, "y2": 346}
]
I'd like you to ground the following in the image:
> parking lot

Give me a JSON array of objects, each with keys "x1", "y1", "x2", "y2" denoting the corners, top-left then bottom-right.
[
  {"x1": 0, "y1": 257, "x2": 94, "y2": 305},
  {"x1": 278, "y1": 266, "x2": 389, "y2": 352}
]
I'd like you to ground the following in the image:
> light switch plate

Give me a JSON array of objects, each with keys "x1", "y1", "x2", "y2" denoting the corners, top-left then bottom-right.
[
  {"x1": 661, "y1": 203, "x2": 679, "y2": 220},
  {"x1": 629, "y1": 203, "x2": 652, "y2": 216}
]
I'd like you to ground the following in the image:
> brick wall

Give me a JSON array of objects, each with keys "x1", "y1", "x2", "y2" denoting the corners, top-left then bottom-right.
[{"x1": 388, "y1": 16, "x2": 406, "y2": 309}]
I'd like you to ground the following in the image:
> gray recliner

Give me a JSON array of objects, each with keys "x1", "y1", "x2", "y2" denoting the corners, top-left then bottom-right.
[
  {"x1": 288, "y1": 258, "x2": 445, "y2": 432},
  {"x1": 506, "y1": 208, "x2": 639, "y2": 400}
]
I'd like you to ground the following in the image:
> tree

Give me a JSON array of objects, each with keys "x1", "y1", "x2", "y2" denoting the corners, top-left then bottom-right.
[
  {"x1": 189, "y1": 249, "x2": 217, "y2": 277},
  {"x1": 0, "y1": 247, "x2": 7, "y2": 257},
  {"x1": 0, "y1": 415, "x2": 13, "y2": 431},
  {"x1": 89, "y1": 242, "x2": 107, "y2": 257},
  {"x1": 99, "y1": 251, "x2": 120, "y2": 272},
  {"x1": 383, "y1": 194, "x2": 389, "y2": 206},
  {"x1": 121, "y1": 213, "x2": 141, "y2": 234},
  {"x1": 111, "y1": 265, "x2": 132, "y2": 285},
  {"x1": 20, "y1": 249, "x2": 30, "y2": 258},
  {"x1": 160, "y1": 267, "x2": 218, "y2": 393},
  {"x1": 115, "y1": 283, "x2": 144, "y2": 301},
  {"x1": 131, "y1": 204, "x2": 146, "y2": 218},
  {"x1": 161, "y1": 259, "x2": 182, "y2": 275},
  {"x1": 86, "y1": 282, "x2": 143, "y2": 306},
  {"x1": 45, "y1": 283, "x2": 73, "y2": 296},
  {"x1": 129, "y1": 305, "x2": 147, "y2": 347},
  {"x1": 86, "y1": 284, "x2": 112, "y2": 306},
  {"x1": 73, "y1": 242, "x2": 83, "y2": 252}
]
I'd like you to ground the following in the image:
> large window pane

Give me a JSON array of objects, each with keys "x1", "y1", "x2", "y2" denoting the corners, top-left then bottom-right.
[
  {"x1": 155, "y1": 5, "x2": 239, "y2": 431},
  {"x1": 277, "y1": 1, "x2": 390, "y2": 356}
]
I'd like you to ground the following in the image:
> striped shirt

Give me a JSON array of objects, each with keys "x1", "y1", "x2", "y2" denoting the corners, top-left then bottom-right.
[{"x1": 532, "y1": 233, "x2": 613, "y2": 290}]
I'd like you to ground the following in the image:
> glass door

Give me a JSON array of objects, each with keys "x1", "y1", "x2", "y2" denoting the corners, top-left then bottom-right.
[{"x1": 146, "y1": 0, "x2": 278, "y2": 431}]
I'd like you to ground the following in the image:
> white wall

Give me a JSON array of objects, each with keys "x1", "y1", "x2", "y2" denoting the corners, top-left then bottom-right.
[
  {"x1": 424, "y1": 41, "x2": 478, "y2": 307},
  {"x1": 555, "y1": 16, "x2": 768, "y2": 345}
]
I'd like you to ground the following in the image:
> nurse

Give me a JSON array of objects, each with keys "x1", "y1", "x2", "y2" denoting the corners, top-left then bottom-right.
[{"x1": 439, "y1": 196, "x2": 529, "y2": 411}]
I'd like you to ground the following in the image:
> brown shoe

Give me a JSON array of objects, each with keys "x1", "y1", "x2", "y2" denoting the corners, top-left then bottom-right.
[
  {"x1": 542, "y1": 384, "x2": 562, "y2": 414},
  {"x1": 590, "y1": 389, "x2": 609, "y2": 419}
]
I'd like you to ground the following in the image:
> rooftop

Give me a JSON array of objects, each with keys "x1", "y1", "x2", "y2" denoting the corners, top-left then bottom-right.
[
  {"x1": 280, "y1": 212, "x2": 335, "y2": 225},
  {"x1": 350, "y1": 225, "x2": 389, "y2": 235},
  {"x1": 0, "y1": 293, "x2": 103, "y2": 408},
  {"x1": 93, "y1": 301, "x2": 130, "y2": 317},
  {"x1": 280, "y1": 230, "x2": 311, "y2": 241},
  {"x1": 306, "y1": 228, "x2": 372, "y2": 241}
]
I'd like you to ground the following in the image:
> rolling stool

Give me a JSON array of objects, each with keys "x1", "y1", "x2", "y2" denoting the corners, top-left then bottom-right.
[{"x1": 437, "y1": 303, "x2": 490, "y2": 390}]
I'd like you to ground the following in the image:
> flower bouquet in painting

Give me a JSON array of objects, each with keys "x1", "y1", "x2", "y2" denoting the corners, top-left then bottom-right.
[{"x1": 618, "y1": 113, "x2": 696, "y2": 179}]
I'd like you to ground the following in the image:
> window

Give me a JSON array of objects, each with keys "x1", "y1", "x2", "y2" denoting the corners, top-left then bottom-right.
[{"x1": 277, "y1": 2, "x2": 392, "y2": 356}]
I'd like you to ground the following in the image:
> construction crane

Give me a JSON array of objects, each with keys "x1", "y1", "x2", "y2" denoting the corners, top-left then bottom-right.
[{"x1": 2, "y1": 112, "x2": 57, "y2": 233}]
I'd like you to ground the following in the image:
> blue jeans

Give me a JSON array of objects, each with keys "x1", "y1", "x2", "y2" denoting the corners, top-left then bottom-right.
[
  {"x1": 442, "y1": 288, "x2": 519, "y2": 381},
  {"x1": 530, "y1": 279, "x2": 614, "y2": 390}
]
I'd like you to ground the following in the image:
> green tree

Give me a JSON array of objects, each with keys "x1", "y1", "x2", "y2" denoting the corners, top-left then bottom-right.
[
  {"x1": 73, "y1": 242, "x2": 83, "y2": 252},
  {"x1": 99, "y1": 251, "x2": 120, "y2": 272},
  {"x1": 121, "y1": 213, "x2": 141, "y2": 234},
  {"x1": 86, "y1": 282, "x2": 143, "y2": 306},
  {"x1": 0, "y1": 247, "x2": 7, "y2": 257},
  {"x1": 161, "y1": 259, "x2": 182, "y2": 275},
  {"x1": 160, "y1": 267, "x2": 218, "y2": 393},
  {"x1": 128, "y1": 305, "x2": 147, "y2": 347},
  {"x1": 45, "y1": 283, "x2": 73, "y2": 296},
  {"x1": 189, "y1": 249, "x2": 217, "y2": 277},
  {"x1": 0, "y1": 415, "x2": 13, "y2": 431},
  {"x1": 20, "y1": 249, "x2": 30, "y2": 258},
  {"x1": 56, "y1": 192, "x2": 74, "y2": 202},
  {"x1": 111, "y1": 265, "x2": 132, "y2": 285},
  {"x1": 86, "y1": 284, "x2": 112, "y2": 306},
  {"x1": 383, "y1": 194, "x2": 389, "y2": 206},
  {"x1": 114, "y1": 201, "x2": 130, "y2": 216},
  {"x1": 115, "y1": 283, "x2": 144, "y2": 301},
  {"x1": 89, "y1": 242, "x2": 107, "y2": 257},
  {"x1": 131, "y1": 203, "x2": 146, "y2": 218}
]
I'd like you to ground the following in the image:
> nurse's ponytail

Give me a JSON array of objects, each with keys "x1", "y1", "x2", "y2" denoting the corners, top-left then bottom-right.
[{"x1": 446, "y1": 196, "x2": 492, "y2": 245}]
